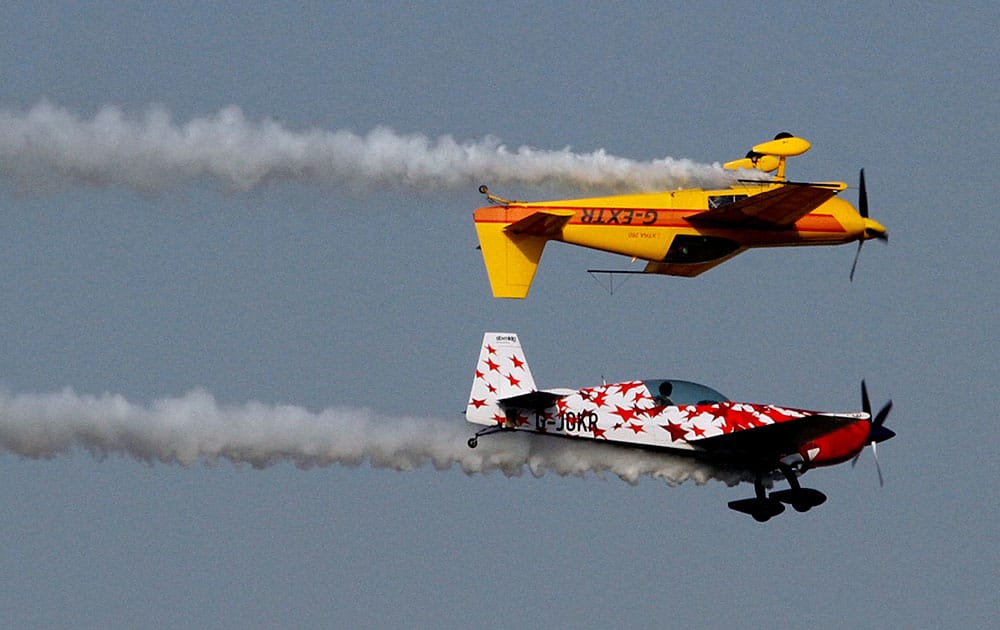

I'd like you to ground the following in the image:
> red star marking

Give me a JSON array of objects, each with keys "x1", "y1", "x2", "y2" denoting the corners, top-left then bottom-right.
[
  {"x1": 504, "y1": 372, "x2": 521, "y2": 388},
  {"x1": 469, "y1": 398, "x2": 487, "y2": 409},
  {"x1": 613, "y1": 422, "x2": 623, "y2": 430},
  {"x1": 640, "y1": 404, "x2": 666, "y2": 419},
  {"x1": 486, "y1": 383, "x2": 498, "y2": 394},
  {"x1": 689, "y1": 424, "x2": 706, "y2": 437},
  {"x1": 514, "y1": 413, "x2": 530, "y2": 427},
  {"x1": 632, "y1": 390, "x2": 652, "y2": 404},
  {"x1": 475, "y1": 369, "x2": 484, "y2": 380},
  {"x1": 556, "y1": 398, "x2": 570, "y2": 414},
  {"x1": 580, "y1": 389, "x2": 594, "y2": 402},
  {"x1": 486, "y1": 344, "x2": 496, "y2": 355},
  {"x1": 615, "y1": 381, "x2": 645, "y2": 397},
  {"x1": 510, "y1": 355, "x2": 525, "y2": 369},
  {"x1": 627, "y1": 422, "x2": 645, "y2": 434},
  {"x1": 484, "y1": 357, "x2": 500, "y2": 372},
  {"x1": 612, "y1": 405, "x2": 639, "y2": 422},
  {"x1": 592, "y1": 426, "x2": 607, "y2": 439},
  {"x1": 491, "y1": 412, "x2": 506, "y2": 425},
  {"x1": 591, "y1": 390, "x2": 608, "y2": 407},
  {"x1": 723, "y1": 408, "x2": 760, "y2": 432},
  {"x1": 660, "y1": 422, "x2": 689, "y2": 442}
]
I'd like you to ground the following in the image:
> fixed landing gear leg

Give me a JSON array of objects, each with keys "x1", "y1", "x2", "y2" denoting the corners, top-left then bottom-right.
[
  {"x1": 771, "y1": 464, "x2": 827, "y2": 512},
  {"x1": 754, "y1": 475, "x2": 767, "y2": 500},
  {"x1": 467, "y1": 424, "x2": 505, "y2": 449}
]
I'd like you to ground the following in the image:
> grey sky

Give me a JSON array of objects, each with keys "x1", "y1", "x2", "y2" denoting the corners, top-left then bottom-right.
[{"x1": 0, "y1": 2, "x2": 996, "y2": 628}]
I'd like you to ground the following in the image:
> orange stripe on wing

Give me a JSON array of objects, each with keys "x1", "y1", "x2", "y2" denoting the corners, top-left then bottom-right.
[{"x1": 793, "y1": 214, "x2": 846, "y2": 233}]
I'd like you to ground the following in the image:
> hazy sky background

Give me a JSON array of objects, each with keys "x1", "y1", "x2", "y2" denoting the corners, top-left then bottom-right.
[{"x1": 0, "y1": 3, "x2": 996, "y2": 628}]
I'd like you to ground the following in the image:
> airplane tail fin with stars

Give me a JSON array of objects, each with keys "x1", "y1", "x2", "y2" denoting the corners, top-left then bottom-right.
[{"x1": 466, "y1": 332, "x2": 538, "y2": 426}]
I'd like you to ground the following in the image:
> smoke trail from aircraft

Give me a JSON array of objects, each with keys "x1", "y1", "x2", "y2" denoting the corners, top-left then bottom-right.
[
  {"x1": 0, "y1": 101, "x2": 742, "y2": 195},
  {"x1": 0, "y1": 387, "x2": 746, "y2": 487}
]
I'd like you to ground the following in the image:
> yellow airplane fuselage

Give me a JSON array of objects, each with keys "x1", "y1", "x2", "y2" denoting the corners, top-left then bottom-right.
[
  {"x1": 474, "y1": 182, "x2": 886, "y2": 298},
  {"x1": 553, "y1": 186, "x2": 864, "y2": 251}
]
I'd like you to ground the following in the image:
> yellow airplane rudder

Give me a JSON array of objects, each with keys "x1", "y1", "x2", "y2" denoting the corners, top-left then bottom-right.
[{"x1": 474, "y1": 221, "x2": 548, "y2": 299}]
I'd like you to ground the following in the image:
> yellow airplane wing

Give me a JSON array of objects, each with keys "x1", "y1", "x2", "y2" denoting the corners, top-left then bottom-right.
[
  {"x1": 688, "y1": 184, "x2": 840, "y2": 228},
  {"x1": 643, "y1": 250, "x2": 745, "y2": 277}
]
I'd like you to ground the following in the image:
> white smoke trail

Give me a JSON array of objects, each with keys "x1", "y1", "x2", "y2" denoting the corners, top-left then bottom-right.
[
  {"x1": 0, "y1": 387, "x2": 748, "y2": 487},
  {"x1": 0, "y1": 101, "x2": 743, "y2": 195}
]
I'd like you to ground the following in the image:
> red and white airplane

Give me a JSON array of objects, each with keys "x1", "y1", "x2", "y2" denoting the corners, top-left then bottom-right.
[{"x1": 466, "y1": 332, "x2": 894, "y2": 521}]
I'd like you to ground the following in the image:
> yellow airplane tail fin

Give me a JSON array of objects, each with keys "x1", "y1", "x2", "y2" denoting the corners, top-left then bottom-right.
[
  {"x1": 474, "y1": 207, "x2": 573, "y2": 298},
  {"x1": 474, "y1": 222, "x2": 549, "y2": 299}
]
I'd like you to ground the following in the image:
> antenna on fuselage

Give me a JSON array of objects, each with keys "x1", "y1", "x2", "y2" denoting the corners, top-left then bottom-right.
[{"x1": 587, "y1": 268, "x2": 641, "y2": 295}]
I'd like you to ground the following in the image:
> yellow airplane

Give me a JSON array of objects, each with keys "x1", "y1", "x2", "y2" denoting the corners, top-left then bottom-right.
[{"x1": 473, "y1": 133, "x2": 887, "y2": 298}]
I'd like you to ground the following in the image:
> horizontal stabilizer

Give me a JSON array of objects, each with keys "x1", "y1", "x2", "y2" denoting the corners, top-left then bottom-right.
[
  {"x1": 498, "y1": 390, "x2": 566, "y2": 412},
  {"x1": 505, "y1": 209, "x2": 575, "y2": 237}
]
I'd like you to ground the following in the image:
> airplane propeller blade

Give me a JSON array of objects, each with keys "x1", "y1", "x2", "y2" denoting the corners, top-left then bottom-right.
[
  {"x1": 852, "y1": 380, "x2": 870, "y2": 467},
  {"x1": 850, "y1": 170, "x2": 867, "y2": 282},
  {"x1": 873, "y1": 400, "x2": 893, "y2": 430},
  {"x1": 872, "y1": 441, "x2": 884, "y2": 487},
  {"x1": 861, "y1": 380, "x2": 871, "y2": 416},
  {"x1": 858, "y1": 169, "x2": 868, "y2": 218},
  {"x1": 849, "y1": 240, "x2": 864, "y2": 282},
  {"x1": 850, "y1": 169, "x2": 888, "y2": 280},
  {"x1": 854, "y1": 381, "x2": 894, "y2": 484}
]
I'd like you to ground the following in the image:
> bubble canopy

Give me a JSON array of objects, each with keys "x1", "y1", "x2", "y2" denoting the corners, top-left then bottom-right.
[{"x1": 643, "y1": 379, "x2": 730, "y2": 406}]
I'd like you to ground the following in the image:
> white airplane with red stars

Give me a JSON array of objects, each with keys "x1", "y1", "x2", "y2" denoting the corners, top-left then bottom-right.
[{"x1": 466, "y1": 332, "x2": 894, "y2": 522}]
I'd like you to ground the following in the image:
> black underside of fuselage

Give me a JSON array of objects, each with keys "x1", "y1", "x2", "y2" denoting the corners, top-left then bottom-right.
[
  {"x1": 484, "y1": 425, "x2": 788, "y2": 483},
  {"x1": 661, "y1": 234, "x2": 741, "y2": 264}
]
